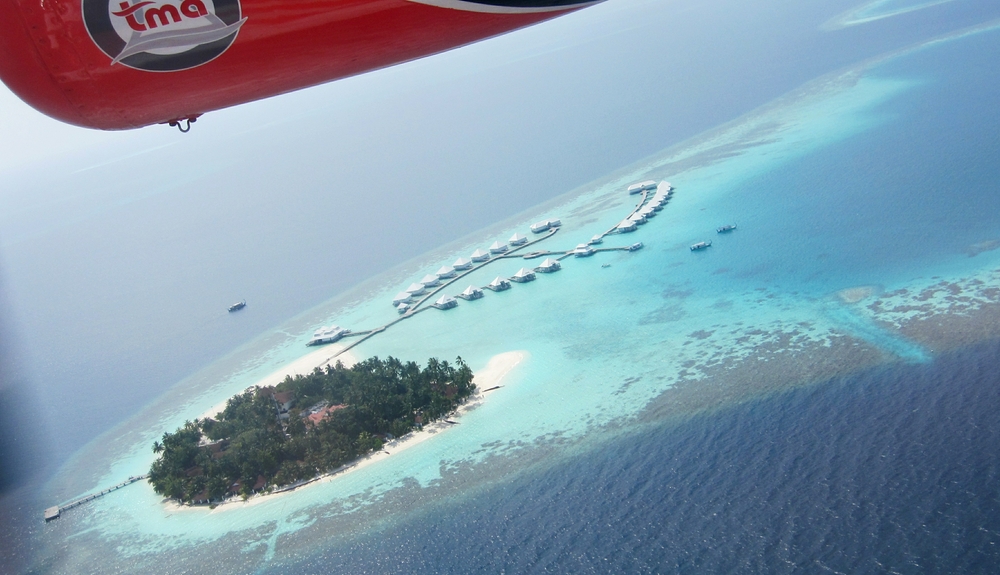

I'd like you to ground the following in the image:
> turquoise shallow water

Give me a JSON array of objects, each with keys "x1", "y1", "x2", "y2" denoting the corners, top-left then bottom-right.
[{"x1": 33, "y1": 16, "x2": 1000, "y2": 574}]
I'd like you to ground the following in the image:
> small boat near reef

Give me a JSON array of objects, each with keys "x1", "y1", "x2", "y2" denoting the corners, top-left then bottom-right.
[{"x1": 228, "y1": 300, "x2": 246, "y2": 312}]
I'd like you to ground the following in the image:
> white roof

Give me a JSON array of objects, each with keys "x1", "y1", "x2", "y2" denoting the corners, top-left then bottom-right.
[
  {"x1": 461, "y1": 285, "x2": 481, "y2": 296},
  {"x1": 421, "y1": 274, "x2": 440, "y2": 284},
  {"x1": 489, "y1": 241, "x2": 508, "y2": 251},
  {"x1": 509, "y1": 233, "x2": 527, "y2": 243},
  {"x1": 454, "y1": 257, "x2": 471, "y2": 267},
  {"x1": 471, "y1": 249, "x2": 489, "y2": 258},
  {"x1": 489, "y1": 276, "x2": 507, "y2": 286},
  {"x1": 396, "y1": 303, "x2": 409, "y2": 310},
  {"x1": 436, "y1": 266, "x2": 455, "y2": 276},
  {"x1": 392, "y1": 291, "x2": 412, "y2": 303},
  {"x1": 436, "y1": 295, "x2": 456, "y2": 305},
  {"x1": 513, "y1": 268, "x2": 534, "y2": 277},
  {"x1": 405, "y1": 283, "x2": 426, "y2": 293},
  {"x1": 539, "y1": 258, "x2": 560, "y2": 267},
  {"x1": 547, "y1": 218, "x2": 561, "y2": 226}
]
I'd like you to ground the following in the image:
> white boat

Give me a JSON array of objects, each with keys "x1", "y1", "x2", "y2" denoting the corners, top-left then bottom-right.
[
  {"x1": 457, "y1": 285, "x2": 484, "y2": 300},
  {"x1": 509, "y1": 233, "x2": 528, "y2": 246},
  {"x1": 307, "y1": 325, "x2": 350, "y2": 346},
  {"x1": 433, "y1": 295, "x2": 458, "y2": 310},
  {"x1": 628, "y1": 242, "x2": 644, "y2": 252},
  {"x1": 534, "y1": 258, "x2": 561, "y2": 273},
  {"x1": 690, "y1": 241, "x2": 712, "y2": 251},
  {"x1": 510, "y1": 268, "x2": 536, "y2": 283}
]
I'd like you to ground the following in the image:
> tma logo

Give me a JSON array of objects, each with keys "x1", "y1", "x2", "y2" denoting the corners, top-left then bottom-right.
[{"x1": 83, "y1": 0, "x2": 247, "y2": 71}]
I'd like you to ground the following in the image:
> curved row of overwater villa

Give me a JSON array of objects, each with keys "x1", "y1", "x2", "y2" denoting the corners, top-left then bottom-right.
[{"x1": 306, "y1": 180, "x2": 674, "y2": 348}]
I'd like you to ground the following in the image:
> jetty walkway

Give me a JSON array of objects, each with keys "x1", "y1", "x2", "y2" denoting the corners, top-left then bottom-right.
[
  {"x1": 320, "y1": 182, "x2": 671, "y2": 364},
  {"x1": 44, "y1": 474, "x2": 148, "y2": 522}
]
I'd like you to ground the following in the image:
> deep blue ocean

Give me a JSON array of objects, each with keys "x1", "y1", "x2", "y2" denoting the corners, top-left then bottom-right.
[
  {"x1": 284, "y1": 338, "x2": 1000, "y2": 575},
  {"x1": 4, "y1": 0, "x2": 1000, "y2": 573}
]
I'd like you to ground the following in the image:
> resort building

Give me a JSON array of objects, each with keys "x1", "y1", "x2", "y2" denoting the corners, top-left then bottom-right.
[
  {"x1": 509, "y1": 232, "x2": 528, "y2": 246},
  {"x1": 471, "y1": 249, "x2": 491, "y2": 262},
  {"x1": 397, "y1": 303, "x2": 410, "y2": 314},
  {"x1": 510, "y1": 268, "x2": 536, "y2": 283},
  {"x1": 436, "y1": 265, "x2": 456, "y2": 279},
  {"x1": 433, "y1": 295, "x2": 458, "y2": 310},
  {"x1": 530, "y1": 220, "x2": 550, "y2": 233},
  {"x1": 486, "y1": 277, "x2": 511, "y2": 291},
  {"x1": 574, "y1": 244, "x2": 595, "y2": 257},
  {"x1": 307, "y1": 325, "x2": 350, "y2": 346},
  {"x1": 405, "y1": 282, "x2": 426, "y2": 295},
  {"x1": 391, "y1": 292, "x2": 412, "y2": 306},
  {"x1": 589, "y1": 234, "x2": 603, "y2": 245},
  {"x1": 420, "y1": 274, "x2": 441, "y2": 287},
  {"x1": 457, "y1": 285, "x2": 484, "y2": 300},
  {"x1": 548, "y1": 218, "x2": 562, "y2": 228},
  {"x1": 617, "y1": 220, "x2": 637, "y2": 233},
  {"x1": 489, "y1": 241, "x2": 509, "y2": 254},
  {"x1": 629, "y1": 213, "x2": 647, "y2": 225},
  {"x1": 627, "y1": 180, "x2": 657, "y2": 194},
  {"x1": 453, "y1": 257, "x2": 472, "y2": 270},
  {"x1": 535, "y1": 258, "x2": 561, "y2": 273}
]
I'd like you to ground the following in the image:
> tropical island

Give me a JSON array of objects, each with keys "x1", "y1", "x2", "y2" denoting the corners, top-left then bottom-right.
[{"x1": 148, "y1": 356, "x2": 476, "y2": 505}]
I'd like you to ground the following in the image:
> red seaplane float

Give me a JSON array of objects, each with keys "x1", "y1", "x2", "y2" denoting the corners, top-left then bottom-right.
[{"x1": 0, "y1": 0, "x2": 600, "y2": 130}]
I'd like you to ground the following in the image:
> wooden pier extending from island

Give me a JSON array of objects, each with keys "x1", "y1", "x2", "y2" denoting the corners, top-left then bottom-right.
[{"x1": 44, "y1": 474, "x2": 148, "y2": 522}]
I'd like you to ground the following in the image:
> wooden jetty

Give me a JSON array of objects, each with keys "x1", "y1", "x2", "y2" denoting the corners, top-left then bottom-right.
[{"x1": 44, "y1": 474, "x2": 148, "y2": 522}]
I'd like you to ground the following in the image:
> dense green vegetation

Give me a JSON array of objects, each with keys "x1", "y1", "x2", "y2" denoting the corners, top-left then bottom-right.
[{"x1": 148, "y1": 356, "x2": 475, "y2": 504}]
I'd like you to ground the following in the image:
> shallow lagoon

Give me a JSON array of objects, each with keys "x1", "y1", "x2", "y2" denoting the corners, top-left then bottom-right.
[{"x1": 31, "y1": 10, "x2": 1000, "y2": 575}]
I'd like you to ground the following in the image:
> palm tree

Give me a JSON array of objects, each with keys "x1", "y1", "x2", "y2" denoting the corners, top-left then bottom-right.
[{"x1": 152, "y1": 440, "x2": 163, "y2": 454}]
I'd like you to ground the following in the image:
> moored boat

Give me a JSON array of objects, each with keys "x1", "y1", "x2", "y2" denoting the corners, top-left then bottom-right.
[
  {"x1": 228, "y1": 300, "x2": 246, "y2": 312},
  {"x1": 690, "y1": 241, "x2": 712, "y2": 251},
  {"x1": 717, "y1": 224, "x2": 737, "y2": 233}
]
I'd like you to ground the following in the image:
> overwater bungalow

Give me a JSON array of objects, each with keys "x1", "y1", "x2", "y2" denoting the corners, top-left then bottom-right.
[
  {"x1": 453, "y1": 257, "x2": 473, "y2": 270},
  {"x1": 639, "y1": 206, "x2": 656, "y2": 218},
  {"x1": 535, "y1": 258, "x2": 561, "y2": 273},
  {"x1": 436, "y1": 265, "x2": 457, "y2": 279},
  {"x1": 457, "y1": 285, "x2": 484, "y2": 300},
  {"x1": 589, "y1": 234, "x2": 603, "y2": 245},
  {"x1": 420, "y1": 274, "x2": 441, "y2": 287},
  {"x1": 396, "y1": 303, "x2": 410, "y2": 314},
  {"x1": 530, "y1": 220, "x2": 551, "y2": 233},
  {"x1": 470, "y1": 249, "x2": 491, "y2": 262},
  {"x1": 574, "y1": 244, "x2": 595, "y2": 257},
  {"x1": 510, "y1": 268, "x2": 536, "y2": 283},
  {"x1": 548, "y1": 218, "x2": 562, "y2": 228},
  {"x1": 628, "y1": 213, "x2": 647, "y2": 225},
  {"x1": 627, "y1": 180, "x2": 658, "y2": 194},
  {"x1": 405, "y1": 282, "x2": 426, "y2": 295},
  {"x1": 617, "y1": 220, "x2": 637, "y2": 233},
  {"x1": 391, "y1": 291, "x2": 412, "y2": 306},
  {"x1": 486, "y1": 277, "x2": 511, "y2": 291},
  {"x1": 433, "y1": 295, "x2": 458, "y2": 310},
  {"x1": 489, "y1": 241, "x2": 508, "y2": 254},
  {"x1": 509, "y1": 232, "x2": 528, "y2": 246},
  {"x1": 307, "y1": 326, "x2": 350, "y2": 346}
]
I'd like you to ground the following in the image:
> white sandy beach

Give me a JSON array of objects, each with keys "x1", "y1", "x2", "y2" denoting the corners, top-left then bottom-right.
[{"x1": 170, "y1": 350, "x2": 527, "y2": 512}]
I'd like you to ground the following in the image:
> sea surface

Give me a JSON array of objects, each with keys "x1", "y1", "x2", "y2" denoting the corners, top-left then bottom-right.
[{"x1": 4, "y1": 0, "x2": 1000, "y2": 573}]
